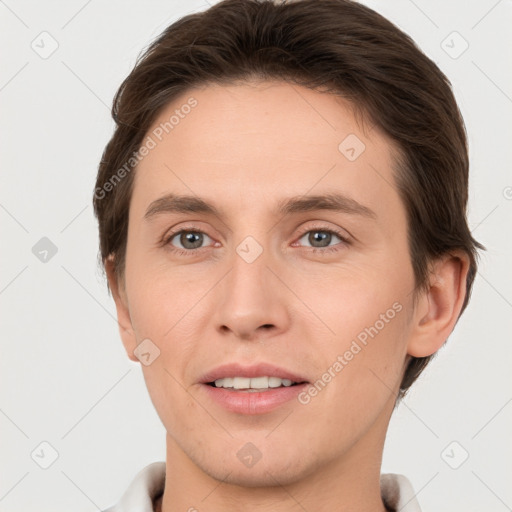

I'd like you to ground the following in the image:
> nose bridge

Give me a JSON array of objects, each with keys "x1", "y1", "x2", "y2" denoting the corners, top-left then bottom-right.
[
  {"x1": 227, "y1": 231, "x2": 272, "y2": 306},
  {"x1": 213, "y1": 228, "x2": 289, "y2": 339}
]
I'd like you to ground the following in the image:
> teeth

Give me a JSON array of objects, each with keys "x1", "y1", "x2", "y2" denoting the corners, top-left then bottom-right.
[{"x1": 213, "y1": 376, "x2": 297, "y2": 390}]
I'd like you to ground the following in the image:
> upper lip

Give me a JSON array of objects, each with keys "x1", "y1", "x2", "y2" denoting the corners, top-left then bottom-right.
[{"x1": 199, "y1": 362, "x2": 309, "y2": 384}]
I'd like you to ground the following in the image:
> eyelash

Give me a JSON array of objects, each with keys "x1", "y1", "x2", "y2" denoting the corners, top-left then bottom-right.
[{"x1": 161, "y1": 224, "x2": 351, "y2": 257}]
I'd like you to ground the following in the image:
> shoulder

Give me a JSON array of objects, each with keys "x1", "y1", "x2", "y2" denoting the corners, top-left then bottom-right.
[
  {"x1": 101, "y1": 461, "x2": 166, "y2": 512},
  {"x1": 380, "y1": 473, "x2": 423, "y2": 512}
]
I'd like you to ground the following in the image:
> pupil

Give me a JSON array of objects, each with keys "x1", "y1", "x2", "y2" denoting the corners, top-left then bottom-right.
[
  {"x1": 181, "y1": 232, "x2": 202, "y2": 249},
  {"x1": 310, "y1": 231, "x2": 330, "y2": 247}
]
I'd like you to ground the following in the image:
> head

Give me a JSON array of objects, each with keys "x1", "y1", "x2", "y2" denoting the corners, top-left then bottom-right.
[{"x1": 93, "y1": 0, "x2": 482, "y2": 486}]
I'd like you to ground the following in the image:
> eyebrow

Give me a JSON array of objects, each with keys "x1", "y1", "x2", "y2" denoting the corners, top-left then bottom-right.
[{"x1": 143, "y1": 192, "x2": 377, "y2": 221}]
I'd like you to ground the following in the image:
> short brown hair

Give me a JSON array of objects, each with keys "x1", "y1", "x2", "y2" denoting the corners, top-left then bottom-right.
[{"x1": 93, "y1": 0, "x2": 483, "y2": 400}]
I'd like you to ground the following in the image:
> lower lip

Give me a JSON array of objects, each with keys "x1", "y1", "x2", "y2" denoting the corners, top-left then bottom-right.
[{"x1": 200, "y1": 383, "x2": 309, "y2": 415}]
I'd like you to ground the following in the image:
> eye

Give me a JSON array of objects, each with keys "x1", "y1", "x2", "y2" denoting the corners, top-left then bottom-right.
[
  {"x1": 294, "y1": 226, "x2": 350, "y2": 254},
  {"x1": 162, "y1": 225, "x2": 350, "y2": 257},
  {"x1": 165, "y1": 229, "x2": 214, "y2": 254}
]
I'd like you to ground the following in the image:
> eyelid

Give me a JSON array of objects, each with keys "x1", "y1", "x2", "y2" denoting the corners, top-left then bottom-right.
[
  {"x1": 293, "y1": 221, "x2": 352, "y2": 244},
  {"x1": 161, "y1": 221, "x2": 215, "y2": 242}
]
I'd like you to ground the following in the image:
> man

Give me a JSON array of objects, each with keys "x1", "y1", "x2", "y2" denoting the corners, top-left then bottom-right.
[{"x1": 93, "y1": 1, "x2": 482, "y2": 510}]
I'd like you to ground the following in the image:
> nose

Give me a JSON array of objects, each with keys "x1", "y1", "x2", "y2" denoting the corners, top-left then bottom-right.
[{"x1": 213, "y1": 242, "x2": 291, "y2": 342}]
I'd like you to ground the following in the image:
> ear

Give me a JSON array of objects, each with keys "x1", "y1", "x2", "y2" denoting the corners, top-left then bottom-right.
[
  {"x1": 407, "y1": 251, "x2": 470, "y2": 358},
  {"x1": 105, "y1": 257, "x2": 139, "y2": 363}
]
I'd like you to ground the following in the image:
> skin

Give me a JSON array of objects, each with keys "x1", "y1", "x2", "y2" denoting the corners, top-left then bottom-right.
[{"x1": 106, "y1": 80, "x2": 469, "y2": 512}]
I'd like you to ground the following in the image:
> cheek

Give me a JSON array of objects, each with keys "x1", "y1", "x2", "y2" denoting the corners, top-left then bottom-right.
[
  {"x1": 305, "y1": 270, "x2": 411, "y2": 394},
  {"x1": 124, "y1": 252, "x2": 194, "y2": 338},
  {"x1": 338, "y1": 302, "x2": 409, "y2": 399},
  {"x1": 299, "y1": 263, "x2": 405, "y2": 334},
  {"x1": 125, "y1": 261, "x2": 205, "y2": 372}
]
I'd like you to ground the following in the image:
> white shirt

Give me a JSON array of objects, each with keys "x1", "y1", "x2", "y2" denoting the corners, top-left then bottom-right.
[{"x1": 102, "y1": 461, "x2": 422, "y2": 512}]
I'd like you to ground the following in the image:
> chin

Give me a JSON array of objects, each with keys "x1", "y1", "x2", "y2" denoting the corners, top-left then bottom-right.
[
  {"x1": 204, "y1": 461, "x2": 308, "y2": 488},
  {"x1": 190, "y1": 443, "x2": 316, "y2": 488}
]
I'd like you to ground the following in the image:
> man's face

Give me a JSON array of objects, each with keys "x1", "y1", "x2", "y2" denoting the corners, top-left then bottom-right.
[{"x1": 116, "y1": 81, "x2": 418, "y2": 485}]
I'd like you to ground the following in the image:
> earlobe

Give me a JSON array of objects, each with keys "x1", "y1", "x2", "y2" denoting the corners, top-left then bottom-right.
[
  {"x1": 407, "y1": 252, "x2": 470, "y2": 358},
  {"x1": 105, "y1": 257, "x2": 139, "y2": 363}
]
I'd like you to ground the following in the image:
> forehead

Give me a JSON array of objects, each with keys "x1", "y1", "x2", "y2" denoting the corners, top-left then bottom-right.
[{"x1": 131, "y1": 80, "x2": 402, "y2": 224}]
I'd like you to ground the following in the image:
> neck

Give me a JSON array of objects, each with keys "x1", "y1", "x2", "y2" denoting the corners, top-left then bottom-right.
[{"x1": 158, "y1": 408, "x2": 393, "y2": 512}]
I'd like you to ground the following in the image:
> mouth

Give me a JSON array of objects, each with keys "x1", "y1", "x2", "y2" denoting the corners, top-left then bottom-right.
[
  {"x1": 206, "y1": 375, "x2": 307, "y2": 392},
  {"x1": 199, "y1": 363, "x2": 310, "y2": 414}
]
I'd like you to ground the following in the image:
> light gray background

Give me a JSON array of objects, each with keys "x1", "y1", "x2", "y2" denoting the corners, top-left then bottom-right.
[{"x1": 1, "y1": 1, "x2": 511, "y2": 511}]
